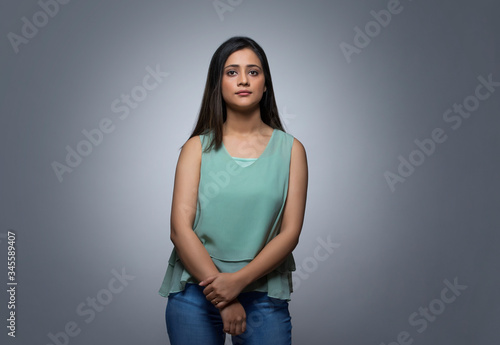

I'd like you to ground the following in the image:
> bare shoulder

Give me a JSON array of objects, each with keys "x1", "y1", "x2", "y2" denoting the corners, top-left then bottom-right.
[
  {"x1": 175, "y1": 136, "x2": 202, "y2": 174},
  {"x1": 180, "y1": 136, "x2": 202, "y2": 158},
  {"x1": 289, "y1": 137, "x2": 308, "y2": 184},
  {"x1": 291, "y1": 137, "x2": 307, "y2": 161},
  {"x1": 183, "y1": 135, "x2": 202, "y2": 151}
]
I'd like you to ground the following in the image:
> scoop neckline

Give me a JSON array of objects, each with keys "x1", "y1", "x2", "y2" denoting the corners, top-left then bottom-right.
[{"x1": 221, "y1": 129, "x2": 277, "y2": 164}]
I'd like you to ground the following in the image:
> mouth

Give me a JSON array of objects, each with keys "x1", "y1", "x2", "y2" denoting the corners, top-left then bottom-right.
[{"x1": 235, "y1": 90, "x2": 252, "y2": 96}]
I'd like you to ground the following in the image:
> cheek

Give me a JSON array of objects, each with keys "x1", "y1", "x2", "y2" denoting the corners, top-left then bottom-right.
[
  {"x1": 221, "y1": 80, "x2": 231, "y2": 98},
  {"x1": 256, "y1": 77, "x2": 266, "y2": 91},
  {"x1": 257, "y1": 81, "x2": 265, "y2": 92}
]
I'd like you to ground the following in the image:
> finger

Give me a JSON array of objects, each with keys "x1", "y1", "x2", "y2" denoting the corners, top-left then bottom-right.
[
  {"x1": 202, "y1": 285, "x2": 214, "y2": 296},
  {"x1": 238, "y1": 315, "x2": 246, "y2": 335},
  {"x1": 224, "y1": 320, "x2": 231, "y2": 335},
  {"x1": 234, "y1": 321, "x2": 242, "y2": 336},
  {"x1": 206, "y1": 291, "x2": 218, "y2": 302},
  {"x1": 223, "y1": 320, "x2": 230, "y2": 334},
  {"x1": 229, "y1": 321, "x2": 236, "y2": 336},
  {"x1": 199, "y1": 276, "x2": 216, "y2": 287}
]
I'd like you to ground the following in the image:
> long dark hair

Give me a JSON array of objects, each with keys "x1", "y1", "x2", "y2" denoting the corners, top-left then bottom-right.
[{"x1": 189, "y1": 36, "x2": 284, "y2": 152}]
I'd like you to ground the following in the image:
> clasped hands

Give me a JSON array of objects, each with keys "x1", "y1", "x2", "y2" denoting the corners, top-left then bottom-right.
[
  {"x1": 199, "y1": 272, "x2": 246, "y2": 309},
  {"x1": 199, "y1": 272, "x2": 247, "y2": 335}
]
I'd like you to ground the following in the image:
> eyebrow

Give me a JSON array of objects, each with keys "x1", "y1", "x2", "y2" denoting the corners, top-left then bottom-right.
[{"x1": 224, "y1": 64, "x2": 262, "y2": 70}]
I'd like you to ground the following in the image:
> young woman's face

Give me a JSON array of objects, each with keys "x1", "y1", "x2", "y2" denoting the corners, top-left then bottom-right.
[{"x1": 221, "y1": 48, "x2": 267, "y2": 113}]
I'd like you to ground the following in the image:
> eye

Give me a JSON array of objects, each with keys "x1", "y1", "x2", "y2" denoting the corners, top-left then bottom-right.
[
  {"x1": 226, "y1": 70, "x2": 237, "y2": 76},
  {"x1": 249, "y1": 70, "x2": 259, "y2": 76}
]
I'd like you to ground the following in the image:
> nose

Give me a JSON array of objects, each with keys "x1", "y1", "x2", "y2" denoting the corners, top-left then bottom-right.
[{"x1": 237, "y1": 73, "x2": 249, "y2": 86}]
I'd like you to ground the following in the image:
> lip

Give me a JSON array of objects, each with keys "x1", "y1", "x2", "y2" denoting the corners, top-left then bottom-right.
[{"x1": 235, "y1": 90, "x2": 252, "y2": 95}]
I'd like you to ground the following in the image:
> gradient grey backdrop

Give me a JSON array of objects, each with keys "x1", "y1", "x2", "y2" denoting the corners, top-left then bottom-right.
[{"x1": 1, "y1": 0, "x2": 499, "y2": 344}]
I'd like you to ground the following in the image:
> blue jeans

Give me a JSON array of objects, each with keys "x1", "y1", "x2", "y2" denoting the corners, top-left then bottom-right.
[{"x1": 165, "y1": 283, "x2": 292, "y2": 345}]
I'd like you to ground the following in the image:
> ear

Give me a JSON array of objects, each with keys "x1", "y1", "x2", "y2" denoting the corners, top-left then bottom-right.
[{"x1": 264, "y1": 85, "x2": 267, "y2": 92}]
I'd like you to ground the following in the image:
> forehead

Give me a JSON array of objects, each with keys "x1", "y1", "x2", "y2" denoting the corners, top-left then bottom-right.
[{"x1": 225, "y1": 48, "x2": 262, "y2": 66}]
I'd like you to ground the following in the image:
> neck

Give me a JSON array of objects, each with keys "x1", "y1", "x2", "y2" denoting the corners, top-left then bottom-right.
[{"x1": 224, "y1": 106, "x2": 266, "y2": 135}]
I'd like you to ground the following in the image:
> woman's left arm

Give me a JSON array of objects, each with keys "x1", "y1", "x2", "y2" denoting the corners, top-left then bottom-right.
[{"x1": 200, "y1": 138, "x2": 308, "y2": 308}]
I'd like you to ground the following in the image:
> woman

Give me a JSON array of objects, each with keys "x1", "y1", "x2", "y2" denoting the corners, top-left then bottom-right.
[{"x1": 158, "y1": 36, "x2": 308, "y2": 344}]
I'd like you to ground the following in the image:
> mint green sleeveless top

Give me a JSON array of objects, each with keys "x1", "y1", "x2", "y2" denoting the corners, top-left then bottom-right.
[{"x1": 158, "y1": 129, "x2": 296, "y2": 300}]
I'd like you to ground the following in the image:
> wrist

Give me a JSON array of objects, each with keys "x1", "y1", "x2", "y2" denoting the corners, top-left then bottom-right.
[
  {"x1": 233, "y1": 269, "x2": 252, "y2": 290},
  {"x1": 220, "y1": 298, "x2": 240, "y2": 311}
]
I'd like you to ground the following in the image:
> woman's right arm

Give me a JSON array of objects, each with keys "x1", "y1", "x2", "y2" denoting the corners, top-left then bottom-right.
[
  {"x1": 170, "y1": 135, "x2": 246, "y2": 335},
  {"x1": 169, "y1": 136, "x2": 220, "y2": 281}
]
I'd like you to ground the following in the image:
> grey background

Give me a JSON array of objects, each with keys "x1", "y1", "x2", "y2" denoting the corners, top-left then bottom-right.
[{"x1": 1, "y1": 0, "x2": 499, "y2": 344}]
